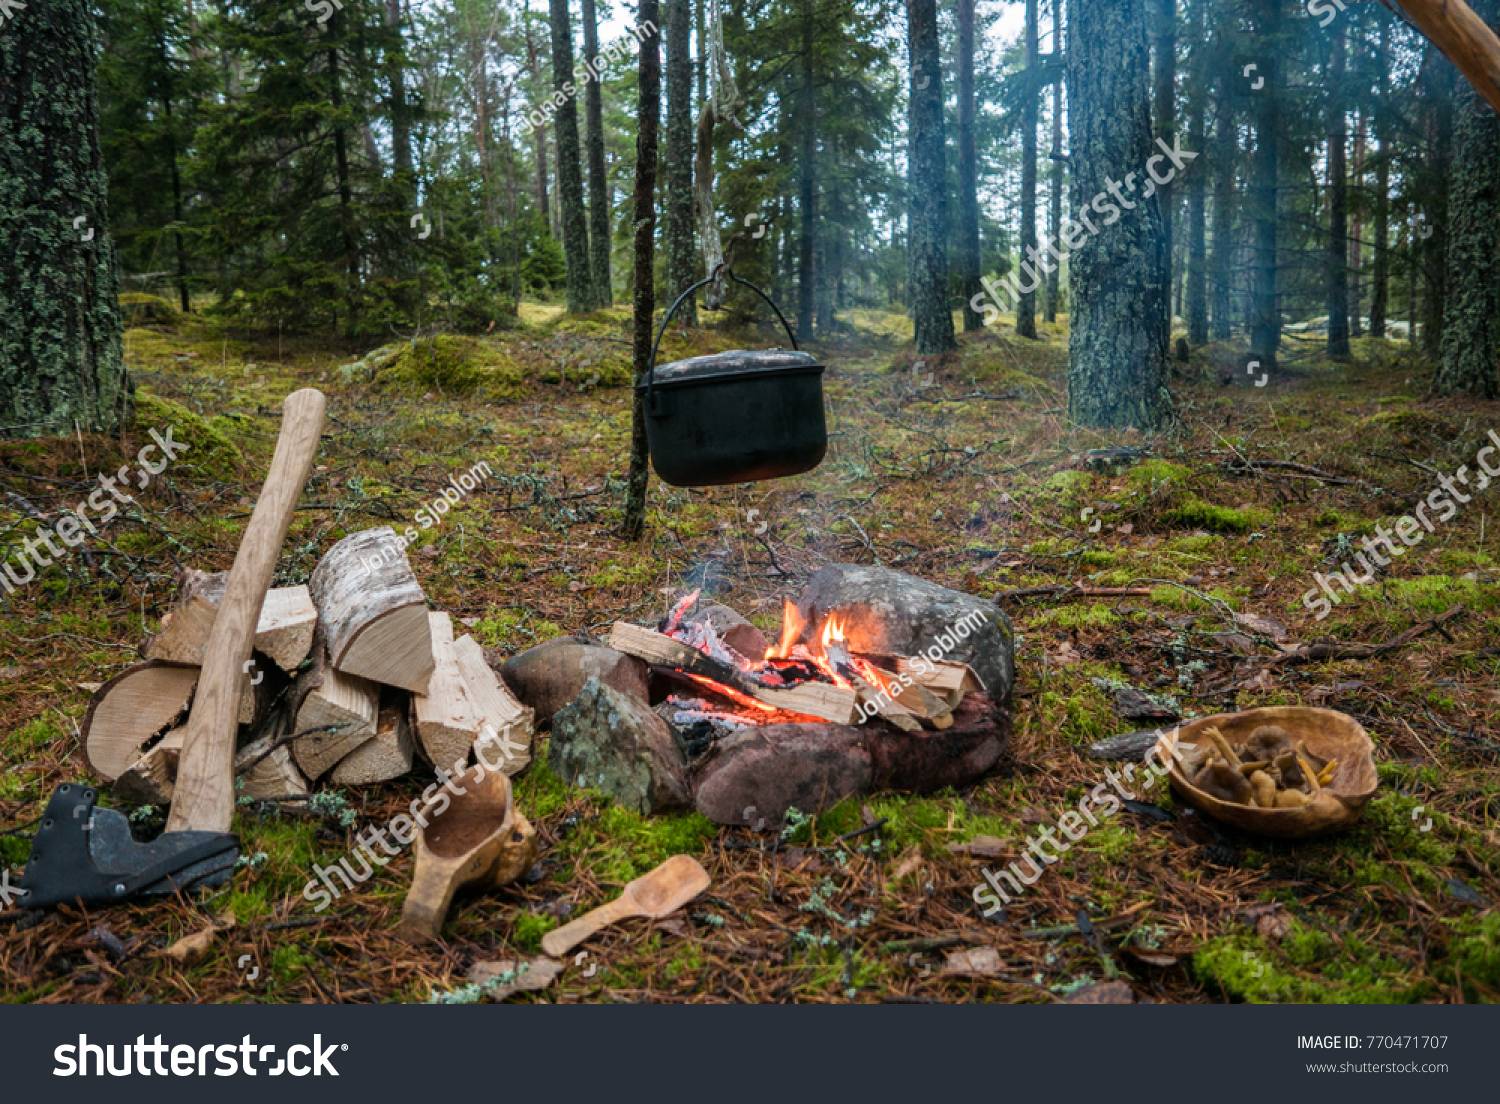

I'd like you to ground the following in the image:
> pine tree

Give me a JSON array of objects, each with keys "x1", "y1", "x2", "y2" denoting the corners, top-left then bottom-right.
[
  {"x1": 623, "y1": 0, "x2": 662, "y2": 540},
  {"x1": 906, "y1": 0, "x2": 955, "y2": 354},
  {"x1": 1325, "y1": 20, "x2": 1350, "y2": 358},
  {"x1": 582, "y1": 0, "x2": 613, "y2": 305},
  {"x1": 1248, "y1": 0, "x2": 1281, "y2": 371},
  {"x1": 957, "y1": 0, "x2": 982, "y2": 332},
  {"x1": 548, "y1": 0, "x2": 595, "y2": 311},
  {"x1": 665, "y1": 0, "x2": 696, "y2": 322},
  {"x1": 1015, "y1": 0, "x2": 1040, "y2": 339},
  {"x1": 1065, "y1": 0, "x2": 1170, "y2": 429},
  {"x1": 1, "y1": 0, "x2": 130, "y2": 437},
  {"x1": 1436, "y1": 0, "x2": 1499, "y2": 398}
]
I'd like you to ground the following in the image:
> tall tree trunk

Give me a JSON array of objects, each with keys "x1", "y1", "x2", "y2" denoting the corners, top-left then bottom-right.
[
  {"x1": 1066, "y1": 0, "x2": 1170, "y2": 428},
  {"x1": 1349, "y1": 109, "x2": 1364, "y2": 336},
  {"x1": 1185, "y1": 0, "x2": 1206, "y2": 344},
  {"x1": 695, "y1": 0, "x2": 707, "y2": 103},
  {"x1": 524, "y1": 2, "x2": 552, "y2": 227},
  {"x1": 665, "y1": 0, "x2": 696, "y2": 322},
  {"x1": 906, "y1": 0, "x2": 956, "y2": 354},
  {"x1": 1420, "y1": 47, "x2": 1455, "y2": 357},
  {"x1": 385, "y1": 0, "x2": 413, "y2": 206},
  {"x1": 1153, "y1": 0, "x2": 1175, "y2": 330},
  {"x1": 1369, "y1": 18, "x2": 1391, "y2": 338},
  {"x1": 158, "y1": 28, "x2": 192, "y2": 315},
  {"x1": 1209, "y1": 67, "x2": 1234, "y2": 340},
  {"x1": 623, "y1": 1, "x2": 662, "y2": 541},
  {"x1": 549, "y1": 0, "x2": 595, "y2": 311},
  {"x1": 1437, "y1": 0, "x2": 1500, "y2": 397},
  {"x1": 0, "y1": 0, "x2": 129, "y2": 437},
  {"x1": 582, "y1": 0, "x2": 613, "y2": 304},
  {"x1": 957, "y1": 0, "x2": 983, "y2": 331},
  {"x1": 1249, "y1": 0, "x2": 1280, "y2": 371},
  {"x1": 1045, "y1": 0, "x2": 1065, "y2": 323},
  {"x1": 1016, "y1": 0, "x2": 1040, "y2": 338},
  {"x1": 329, "y1": 16, "x2": 358, "y2": 336},
  {"x1": 796, "y1": 0, "x2": 817, "y2": 341},
  {"x1": 1326, "y1": 21, "x2": 1350, "y2": 358}
]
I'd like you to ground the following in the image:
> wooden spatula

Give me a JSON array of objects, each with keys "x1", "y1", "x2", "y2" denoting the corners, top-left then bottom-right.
[
  {"x1": 168, "y1": 388, "x2": 326, "y2": 834},
  {"x1": 541, "y1": 854, "x2": 710, "y2": 958}
]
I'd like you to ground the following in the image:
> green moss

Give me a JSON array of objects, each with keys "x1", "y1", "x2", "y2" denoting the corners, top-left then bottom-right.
[
  {"x1": 1163, "y1": 497, "x2": 1271, "y2": 533},
  {"x1": 559, "y1": 803, "x2": 717, "y2": 887},
  {"x1": 1040, "y1": 469, "x2": 1093, "y2": 498},
  {"x1": 664, "y1": 940, "x2": 706, "y2": 983},
  {"x1": 1437, "y1": 912, "x2": 1500, "y2": 997},
  {"x1": 1126, "y1": 459, "x2": 1192, "y2": 490},
  {"x1": 1027, "y1": 602, "x2": 1120, "y2": 630},
  {"x1": 1379, "y1": 575, "x2": 1494, "y2": 616},
  {"x1": 1193, "y1": 923, "x2": 1428, "y2": 1003},
  {"x1": 4, "y1": 717, "x2": 60, "y2": 756},
  {"x1": 513, "y1": 758, "x2": 574, "y2": 820},
  {"x1": 382, "y1": 335, "x2": 524, "y2": 398},
  {"x1": 132, "y1": 389, "x2": 243, "y2": 480},
  {"x1": 510, "y1": 911, "x2": 559, "y2": 953}
]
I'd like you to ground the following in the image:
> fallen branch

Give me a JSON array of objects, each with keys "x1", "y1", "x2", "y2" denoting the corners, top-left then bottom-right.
[
  {"x1": 997, "y1": 584, "x2": 1153, "y2": 602},
  {"x1": 1268, "y1": 606, "x2": 1465, "y2": 666}
]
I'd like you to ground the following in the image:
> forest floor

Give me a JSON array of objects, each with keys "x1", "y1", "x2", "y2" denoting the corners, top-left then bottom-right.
[{"x1": 2, "y1": 295, "x2": 1498, "y2": 1004}]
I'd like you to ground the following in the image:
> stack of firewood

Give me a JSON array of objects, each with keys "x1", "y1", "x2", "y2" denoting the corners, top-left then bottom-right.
[{"x1": 84, "y1": 527, "x2": 533, "y2": 805}]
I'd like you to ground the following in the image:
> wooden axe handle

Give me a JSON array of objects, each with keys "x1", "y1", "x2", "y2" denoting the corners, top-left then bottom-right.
[{"x1": 168, "y1": 389, "x2": 326, "y2": 833}]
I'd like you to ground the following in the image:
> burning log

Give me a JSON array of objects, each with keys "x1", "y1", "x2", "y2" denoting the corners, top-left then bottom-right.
[{"x1": 606, "y1": 621, "x2": 861, "y2": 724}]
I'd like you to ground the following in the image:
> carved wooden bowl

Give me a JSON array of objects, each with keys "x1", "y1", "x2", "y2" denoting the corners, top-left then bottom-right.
[{"x1": 1155, "y1": 706, "x2": 1378, "y2": 839}]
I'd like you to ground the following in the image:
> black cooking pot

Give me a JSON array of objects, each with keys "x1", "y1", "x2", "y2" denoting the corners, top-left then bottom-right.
[{"x1": 640, "y1": 270, "x2": 827, "y2": 488}]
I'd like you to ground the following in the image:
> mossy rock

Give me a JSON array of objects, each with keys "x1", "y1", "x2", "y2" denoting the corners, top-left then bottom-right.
[
  {"x1": 119, "y1": 292, "x2": 182, "y2": 328},
  {"x1": 132, "y1": 389, "x2": 243, "y2": 480},
  {"x1": 379, "y1": 335, "x2": 524, "y2": 398}
]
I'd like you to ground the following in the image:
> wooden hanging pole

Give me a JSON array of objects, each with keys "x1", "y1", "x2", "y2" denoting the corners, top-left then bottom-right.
[{"x1": 1389, "y1": 0, "x2": 1500, "y2": 113}]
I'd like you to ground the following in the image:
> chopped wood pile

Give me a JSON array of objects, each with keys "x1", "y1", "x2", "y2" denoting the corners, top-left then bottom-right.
[{"x1": 82, "y1": 526, "x2": 534, "y2": 806}]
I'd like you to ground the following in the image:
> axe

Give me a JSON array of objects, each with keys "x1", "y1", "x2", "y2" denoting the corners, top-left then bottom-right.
[{"x1": 20, "y1": 389, "x2": 326, "y2": 908}]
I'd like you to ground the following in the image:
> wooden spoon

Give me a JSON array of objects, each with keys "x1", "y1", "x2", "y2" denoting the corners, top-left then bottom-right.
[
  {"x1": 397, "y1": 765, "x2": 536, "y2": 941},
  {"x1": 541, "y1": 855, "x2": 710, "y2": 958}
]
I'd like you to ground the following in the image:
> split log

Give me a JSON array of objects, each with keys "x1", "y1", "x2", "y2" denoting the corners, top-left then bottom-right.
[
  {"x1": 234, "y1": 734, "x2": 309, "y2": 801},
  {"x1": 452, "y1": 634, "x2": 534, "y2": 775},
  {"x1": 308, "y1": 527, "x2": 435, "y2": 692},
  {"x1": 114, "y1": 729, "x2": 185, "y2": 805},
  {"x1": 84, "y1": 660, "x2": 275, "y2": 781},
  {"x1": 146, "y1": 569, "x2": 317, "y2": 673},
  {"x1": 411, "y1": 611, "x2": 482, "y2": 770},
  {"x1": 331, "y1": 689, "x2": 415, "y2": 785},
  {"x1": 606, "y1": 621, "x2": 861, "y2": 724},
  {"x1": 291, "y1": 643, "x2": 380, "y2": 779},
  {"x1": 83, "y1": 662, "x2": 198, "y2": 781}
]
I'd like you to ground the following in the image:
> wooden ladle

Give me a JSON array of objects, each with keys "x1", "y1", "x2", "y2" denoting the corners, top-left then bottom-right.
[
  {"x1": 541, "y1": 854, "x2": 710, "y2": 958},
  {"x1": 398, "y1": 765, "x2": 536, "y2": 941}
]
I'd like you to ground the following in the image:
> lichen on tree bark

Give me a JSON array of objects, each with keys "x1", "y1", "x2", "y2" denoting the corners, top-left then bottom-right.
[{"x1": 0, "y1": 0, "x2": 130, "y2": 437}]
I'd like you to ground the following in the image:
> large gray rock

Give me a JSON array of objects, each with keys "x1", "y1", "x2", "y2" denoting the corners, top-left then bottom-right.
[
  {"x1": 793, "y1": 564, "x2": 1015, "y2": 699},
  {"x1": 691, "y1": 723, "x2": 872, "y2": 827},
  {"x1": 501, "y1": 637, "x2": 649, "y2": 727},
  {"x1": 549, "y1": 677, "x2": 691, "y2": 814}
]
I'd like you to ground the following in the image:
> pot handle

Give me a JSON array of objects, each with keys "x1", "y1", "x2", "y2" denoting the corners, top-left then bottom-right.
[{"x1": 645, "y1": 267, "x2": 799, "y2": 410}]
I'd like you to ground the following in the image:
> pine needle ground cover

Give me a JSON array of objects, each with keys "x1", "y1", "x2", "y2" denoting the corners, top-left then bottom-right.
[{"x1": 1, "y1": 306, "x2": 1496, "y2": 1004}]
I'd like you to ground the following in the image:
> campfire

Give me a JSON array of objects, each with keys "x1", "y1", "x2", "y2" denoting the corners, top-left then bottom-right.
[{"x1": 605, "y1": 590, "x2": 981, "y2": 748}]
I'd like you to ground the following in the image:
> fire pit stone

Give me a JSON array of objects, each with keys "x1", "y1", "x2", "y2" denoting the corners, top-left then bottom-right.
[
  {"x1": 692, "y1": 723, "x2": 873, "y2": 828},
  {"x1": 793, "y1": 564, "x2": 1015, "y2": 700},
  {"x1": 549, "y1": 676, "x2": 692, "y2": 814},
  {"x1": 500, "y1": 637, "x2": 650, "y2": 728}
]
